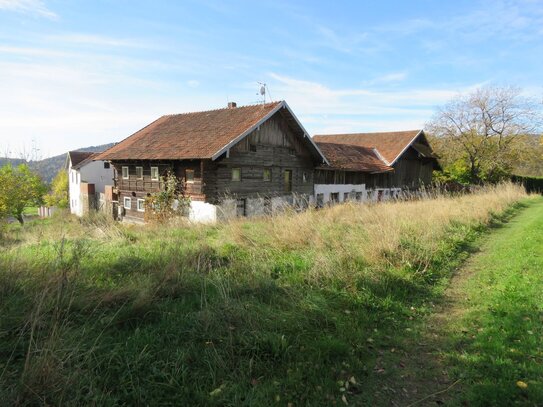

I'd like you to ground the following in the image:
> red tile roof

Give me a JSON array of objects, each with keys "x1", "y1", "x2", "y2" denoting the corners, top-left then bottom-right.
[
  {"x1": 316, "y1": 142, "x2": 393, "y2": 173},
  {"x1": 94, "y1": 102, "x2": 283, "y2": 161},
  {"x1": 313, "y1": 130, "x2": 422, "y2": 165}
]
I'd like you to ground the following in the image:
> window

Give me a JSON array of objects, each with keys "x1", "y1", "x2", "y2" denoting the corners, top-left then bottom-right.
[
  {"x1": 355, "y1": 192, "x2": 363, "y2": 201},
  {"x1": 136, "y1": 166, "x2": 143, "y2": 179},
  {"x1": 284, "y1": 169, "x2": 292, "y2": 192},
  {"x1": 103, "y1": 162, "x2": 110, "y2": 169},
  {"x1": 123, "y1": 197, "x2": 131, "y2": 209},
  {"x1": 137, "y1": 199, "x2": 145, "y2": 212},
  {"x1": 263, "y1": 168, "x2": 271, "y2": 181},
  {"x1": 302, "y1": 172, "x2": 309, "y2": 183},
  {"x1": 71, "y1": 171, "x2": 74, "y2": 183},
  {"x1": 249, "y1": 144, "x2": 257, "y2": 152},
  {"x1": 330, "y1": 192, "x2": 339, "y2": 203},
  {"x1": 76, "y1": 173, "x2": 80, "y2": 184},
  {"x1": 232, "y1": 168, "x2": 241, "y2": 182},
  {"x1": 288, "y1": 148, "x2": 296, "y2": 156},
  {"x1": 151, "y1": 167, "x2": 159, "y2": 181},
  {"x1": 343, "y1": 192, "x2": 349, "y2": 201},
  {"x1": 185, "y1": 169, "x2": 195, "y2": 183},
  {"x1": 122, "y1": 166, "x2": 129, "y2": 179}
]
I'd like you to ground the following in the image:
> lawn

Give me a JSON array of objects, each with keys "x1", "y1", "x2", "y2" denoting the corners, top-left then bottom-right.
[
  {"x1": 0, "y1": 183, "x2": 535, "y2": 405},
  {"x1": 445, "y1": 196, "x2": 543, "y2": 405}
]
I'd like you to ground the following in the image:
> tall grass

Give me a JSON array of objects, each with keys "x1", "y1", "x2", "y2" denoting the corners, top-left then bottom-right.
[{"x1": 0, "y1": 182, "x2": 529, "y2": 405}]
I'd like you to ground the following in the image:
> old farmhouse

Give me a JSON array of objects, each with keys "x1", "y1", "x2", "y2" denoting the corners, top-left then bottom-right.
[{"x1": 94, "y1": 101, "x2": 440, "y2": 222}]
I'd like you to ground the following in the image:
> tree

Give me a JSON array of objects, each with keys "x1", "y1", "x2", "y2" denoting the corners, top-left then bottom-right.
[
  {"x1": 427, "y1": 86, "x2": 542, "y2": 184},
  {"x1": 44, "y1": 169, "x2": 69, "y2": 208},
  {"x1": 0, "y1": 164, "x2": 46, "y2": 224}
]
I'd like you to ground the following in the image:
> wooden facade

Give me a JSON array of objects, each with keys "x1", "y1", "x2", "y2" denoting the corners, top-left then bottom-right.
[{"x1": 111, "y1": 111, "x2": 321, "y2": 220}]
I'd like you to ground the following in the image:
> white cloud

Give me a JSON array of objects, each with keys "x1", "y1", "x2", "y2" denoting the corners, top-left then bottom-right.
[
  {"x1": 0, "y1": 0, "x2": 58, "y2": 20},
  {"x1": 268, "y1": 73, "x2": 484, "y2": 134}
]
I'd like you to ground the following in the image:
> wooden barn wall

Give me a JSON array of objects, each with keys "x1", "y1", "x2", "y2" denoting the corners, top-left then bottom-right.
[{"x1": 203, "y1": 114, "x2": 316, "y2": 202}]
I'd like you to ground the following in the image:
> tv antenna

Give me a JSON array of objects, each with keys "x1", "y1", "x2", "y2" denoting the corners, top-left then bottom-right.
[{"x1": 256, "y1": 82, "x2": 272, "y2": 104}]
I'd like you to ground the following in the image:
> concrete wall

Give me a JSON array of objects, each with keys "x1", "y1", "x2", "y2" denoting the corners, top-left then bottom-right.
[
  {"x1": 314, "y1": 184, "x2": 402, "y2": 205},
  {"x1": 189, "y1": 201, "x2": 217, "y2": 223}
]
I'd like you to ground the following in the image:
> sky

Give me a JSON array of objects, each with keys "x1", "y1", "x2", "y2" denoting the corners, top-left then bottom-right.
[{"x1": 0, "y1": 0, "x2": 542, "y2": 159}]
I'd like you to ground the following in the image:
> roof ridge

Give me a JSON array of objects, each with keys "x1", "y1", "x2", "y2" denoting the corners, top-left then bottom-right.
[
  {"x1": 162, "y1": 101, "x2": 282, "y2": 118},
  {"x1": 314, "y1": 129, "x2": 422, "y2": 137}
]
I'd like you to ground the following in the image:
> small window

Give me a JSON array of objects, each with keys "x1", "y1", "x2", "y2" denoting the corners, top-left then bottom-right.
[
  {"x1": 137, "y1": 198, "x2": 145, "y2": 212},
  {"x1": 302, "y1": 172, "x2": 309, "y2": 183},
  {"x1": 123, "y1": 197, "x2": 131, "y2": 209},
  {"x1": 263, "y1": 168, "x2": 271, "y2": 182},
  {"x1": 122, "y1": 166, "x2": 129, "y2": 179},
  {"x1": 249, "y1": 144, "x2": 257, "y2": 152},
  {"x1": 136, "y1": 166, "x2": 143, "y2": 179},
  {"x1": 103, "y1": 162, "x2": 110, "y2": 169},
  {"x1": 185, "y1": 169, "x2": 195, "y2": 183},
  {"x1": 330, "y1": 192, "x2": 339, "y2": 203},
  {"x1": 151, "y1": 167, "x2": 159, "y2": 181},
  {"x1": 288, "y1": 148, "x2": 296, "y2": 156},
  {"x1": 232, "y1": 168, "x2": 241, "y2": 182},
  {"x1": 343, "y1": 192, "x2": 349, "y2": 201}
]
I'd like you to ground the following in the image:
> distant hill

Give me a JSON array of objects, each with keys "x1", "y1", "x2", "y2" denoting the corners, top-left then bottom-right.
[{"x1": 0, "y1": 143, "x2": 115, "y2": 184}]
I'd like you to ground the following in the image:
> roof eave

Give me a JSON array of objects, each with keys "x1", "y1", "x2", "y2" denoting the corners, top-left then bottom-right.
[
  {"x1": 210, "y1": 102, "x2": 284, "y2": 161},
  {"x1": 388, "y1": 129, "x2": 423, "y2": 166}
]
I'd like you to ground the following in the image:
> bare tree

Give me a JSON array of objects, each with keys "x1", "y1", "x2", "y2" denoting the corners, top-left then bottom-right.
[{"x1": 427, "y1": 86, "x2": 542, "y2": 183}]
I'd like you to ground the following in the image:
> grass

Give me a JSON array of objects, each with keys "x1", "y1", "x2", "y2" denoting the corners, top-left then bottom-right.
[
  {"x1": 0, "y1": 183, "x2": 532, "y2": 405},
  {"x1": 444, "y1": 196, "x2": 543, "y2": 405}
]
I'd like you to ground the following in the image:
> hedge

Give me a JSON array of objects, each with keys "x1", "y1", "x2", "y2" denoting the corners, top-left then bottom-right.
[{"x1": 511, "y1": 175, "x2": 543, "y2": 194}]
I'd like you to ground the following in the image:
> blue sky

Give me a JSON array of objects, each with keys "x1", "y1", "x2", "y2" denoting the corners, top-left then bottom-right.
[{"x1": 1, "y1": 0, "x2": 542, "y2": 158}]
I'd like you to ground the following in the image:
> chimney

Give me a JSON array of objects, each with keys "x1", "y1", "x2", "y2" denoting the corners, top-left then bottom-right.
[{"x1": 227, "y1": 102, "x2": 237, "y2": 109}]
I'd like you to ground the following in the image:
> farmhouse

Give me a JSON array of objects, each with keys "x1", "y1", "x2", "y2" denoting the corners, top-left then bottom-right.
[
  {"x1": 94, "y1": 101, "x2": 440, "y2": 222},
  {"x1": 313, "y1": 130, "x2": 441, "y2": 204},
  {"x1": 94, "y1": 101, "x2": 329, "y2": 222},
  {"x1": 67, "y1": 151, "x2": 114, "y2": 216}
]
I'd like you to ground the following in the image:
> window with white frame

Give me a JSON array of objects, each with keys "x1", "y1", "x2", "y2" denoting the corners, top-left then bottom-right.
[
  {"x1": 137, "y1": 199, "x2": 145, "y2": 212},
  {"x1": 123, "y1": 197, "x2": 131, "y2": 209},
  {"x1": 136, "y1": 166, "x2": 143, "y2": 179},
  {"x1": 122, "y1": 166, "x2": 129, "y2": 179},
  {"x1": 151, "y1": 167, "x2": 159, "y2": 181}
]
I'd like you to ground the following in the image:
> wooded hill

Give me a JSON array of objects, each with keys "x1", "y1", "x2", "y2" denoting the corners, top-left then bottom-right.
[{"x1": 0, "y1": 143, "x2": 115, "y2": 184}]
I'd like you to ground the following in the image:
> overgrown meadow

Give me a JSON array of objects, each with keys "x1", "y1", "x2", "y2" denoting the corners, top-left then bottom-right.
[{"x1": 0, "y1": 183, "x2": 527, "y2": 405}]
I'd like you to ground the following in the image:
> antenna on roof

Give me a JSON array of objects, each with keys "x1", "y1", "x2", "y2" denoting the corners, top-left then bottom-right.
[{"x1": 256, "y1": 82, "x2": 273, "y2": 104}]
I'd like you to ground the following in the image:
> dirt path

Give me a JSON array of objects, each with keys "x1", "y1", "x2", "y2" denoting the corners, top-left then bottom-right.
[{"x1": 364, "y1": 201, "x2": 542, "y2": 407}]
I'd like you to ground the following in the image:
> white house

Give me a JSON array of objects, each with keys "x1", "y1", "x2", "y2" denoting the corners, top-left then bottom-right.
[{"x1": 67, "y1": 151, "x2": 115, "y2": 216}]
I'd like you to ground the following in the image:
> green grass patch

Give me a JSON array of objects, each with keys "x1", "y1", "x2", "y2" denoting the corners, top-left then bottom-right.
[{"x1": 445, "y1": 197, "x2": 543, "y2": 405}]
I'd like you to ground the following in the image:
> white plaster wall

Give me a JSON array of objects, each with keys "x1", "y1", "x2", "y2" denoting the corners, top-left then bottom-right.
[
  {"x1": 189, "y1": 201, "x2": 217, "y2": 223},
  {"x1": 314, "y1": 184, "x2": 368, "y2": 204},
  {"x1": 79, "y1": 160, "x2": 114, "y2": 194},
  {"x1": 68, "y1": 168, "x2": 82, "y2": 216},
  {"x1": 68, "y1": 160, "x2": 114, "y2": 217}
]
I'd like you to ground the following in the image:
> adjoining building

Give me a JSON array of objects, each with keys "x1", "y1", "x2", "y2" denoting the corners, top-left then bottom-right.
[{"x1": 67, "y1": 151, "x2": 114, "y2": 216}]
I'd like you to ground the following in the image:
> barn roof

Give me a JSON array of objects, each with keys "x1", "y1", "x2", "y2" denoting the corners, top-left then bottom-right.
[
  {"x1": 94, "y1": 101, "x2": 328, "y2": 163},
  {"x1": 68, "y1": 151, "x2": 94, "y2": 167},
  {"x1": 313, "y1": 130, "x2": 423, "y2": 165},
  {"x1": 315, "y1": 142, "x2": 393, "y2": 173}
]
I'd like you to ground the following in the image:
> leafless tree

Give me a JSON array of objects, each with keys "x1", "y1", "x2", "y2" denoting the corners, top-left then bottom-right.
[{"x1": 427, "y1": 86, "x2": 542, "y2": 183}]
